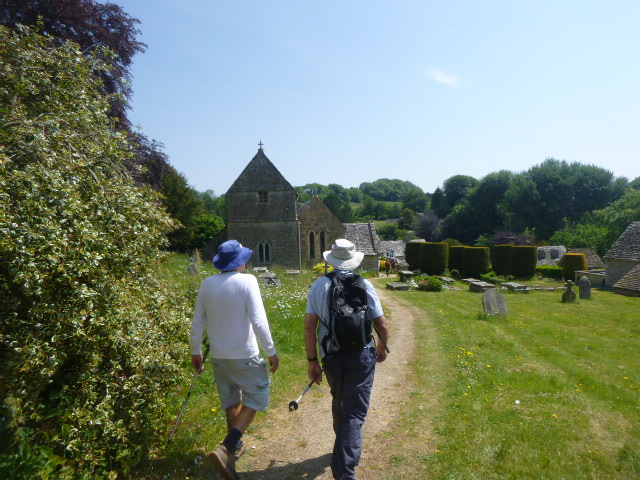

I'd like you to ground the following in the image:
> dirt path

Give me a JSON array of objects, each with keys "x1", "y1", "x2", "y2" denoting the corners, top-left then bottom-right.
[{"x1": 227, "y1": 284, "x2": 420, "y2": 480}]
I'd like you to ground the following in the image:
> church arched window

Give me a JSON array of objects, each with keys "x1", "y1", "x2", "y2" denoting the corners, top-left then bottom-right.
[
  {"x1": 259, "y1": 240, "x2": 271, "y2": 264},
  {"x1": 320, "y1": 231, "x2": 326, "y2": 255},
  {"x1": 309, "y1": 232, "x2": 316, "y2": 258}
]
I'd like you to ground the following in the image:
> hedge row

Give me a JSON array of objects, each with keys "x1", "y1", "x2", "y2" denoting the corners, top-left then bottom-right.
[{"x1": 490, "y1": 245, "x2": 538, "y2": 279}]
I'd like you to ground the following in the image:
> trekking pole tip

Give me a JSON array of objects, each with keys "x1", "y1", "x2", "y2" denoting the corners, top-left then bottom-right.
[{"x1": 288, "y1": 401, "x2": 299, "y2": 412}]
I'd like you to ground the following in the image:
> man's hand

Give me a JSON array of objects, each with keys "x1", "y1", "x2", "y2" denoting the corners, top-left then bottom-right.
[
  {"x1": 375, "y1": 343, "x2": 388, "y2": 363},
  {"x1": 191, "y1": 354, "x2": 205, "y2": 374},
  {"x1": 308, "y1": 360, "x2": 323, "y2": 384},
  {"x1": 268, "y1": 354, "x2": 280, "y2": 373}
]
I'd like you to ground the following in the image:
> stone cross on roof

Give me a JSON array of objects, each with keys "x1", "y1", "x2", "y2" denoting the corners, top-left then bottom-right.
[{"x1": 258, "y1": 141, "x2": 264, "y2": 150}]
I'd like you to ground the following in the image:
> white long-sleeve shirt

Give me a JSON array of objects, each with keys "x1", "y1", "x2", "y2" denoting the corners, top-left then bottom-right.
[{"x1": 190, "y1": 271, "x2": 277, "y2": 359}]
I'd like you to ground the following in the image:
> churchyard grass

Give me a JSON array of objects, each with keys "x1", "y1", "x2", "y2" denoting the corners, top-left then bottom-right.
[
  {"x1": 373, "y1": 276, "x2": 640, "y2": 479},
  {"x1": 141, "y1": 259, "x2": 639, "y2": 479}
]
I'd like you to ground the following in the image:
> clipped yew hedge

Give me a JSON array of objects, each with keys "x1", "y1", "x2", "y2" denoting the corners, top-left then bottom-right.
[
  {"x1": 464, "y1": 247, "x2": 490, "y2": 277},
  {"x1": 510, "y1": 246, "x2": 538, "y2": 278},
  {"x1": 491, "y1": 244, "x2": 512, "y2": 276},
  {"x1": 449, "y1": 246, "x2": 466, "y2": 273},
  {"x1": 405, "y1": 241, "x2": 424, "y2": 270},
  {"x1": 562, "y1": 253, "x2": 588, "y2": 281},
  {"x1": 419, "y1": 242, "x2": 449, "y2": 275}
]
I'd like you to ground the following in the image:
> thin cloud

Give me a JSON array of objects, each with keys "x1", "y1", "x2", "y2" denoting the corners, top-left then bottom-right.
[{"x1": 426, "y1": 67, "x2": 461, "y2": 87}]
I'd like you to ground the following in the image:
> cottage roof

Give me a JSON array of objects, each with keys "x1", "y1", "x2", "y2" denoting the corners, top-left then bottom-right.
[
  {"x1": 614, "y1": 263, "x2": 640, "y2": 294},
  {"x1": 379, "y1": 240, "x2": 406, "y2": 257},
  {"x1": 342, "y1": 222, "x2": 381, "y2": 256},
  {"x1": 567, "y1": 248, "x2": 605, "y2": 269},
  {"x1": 603, "y1": 222, "x2": 640, "y2": 262},
  {"x1": 227, "y1": 148, "x2": 294, "y2": 193}
]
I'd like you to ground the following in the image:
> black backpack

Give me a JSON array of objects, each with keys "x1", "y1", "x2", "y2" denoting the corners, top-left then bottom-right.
[{"x1": 321, "y1": 271, "x2": 372, "y2": 353}]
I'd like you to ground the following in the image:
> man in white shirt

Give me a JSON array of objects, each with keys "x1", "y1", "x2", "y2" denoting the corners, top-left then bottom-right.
[{"x1": 191, "y1": 240, "x2": 279, "y2": 480}]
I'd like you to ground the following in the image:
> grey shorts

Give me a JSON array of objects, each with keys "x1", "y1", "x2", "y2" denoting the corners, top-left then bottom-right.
[{"x1": 210, "y1": 356, "x2": 271, "y2": 411}]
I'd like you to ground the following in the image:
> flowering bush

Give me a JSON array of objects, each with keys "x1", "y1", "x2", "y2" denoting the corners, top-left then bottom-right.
[{"x1": 0, "y1": 27, "x2": 187, "y2": 479}]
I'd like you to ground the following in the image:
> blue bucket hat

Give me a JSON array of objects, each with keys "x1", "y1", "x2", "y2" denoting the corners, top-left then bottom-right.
[{"x1": 213, "y1": 240, "x2": 253, "y2": 271}]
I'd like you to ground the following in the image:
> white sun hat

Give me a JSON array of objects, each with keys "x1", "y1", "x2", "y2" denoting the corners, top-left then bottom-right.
[{"x1": 323, "y1": 239, "x2": 364, "y2": 270}]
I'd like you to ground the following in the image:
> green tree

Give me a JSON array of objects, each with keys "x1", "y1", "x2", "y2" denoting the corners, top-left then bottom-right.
[
  {"x1": 502, "y1": 159, "x2": 626, "y2": 239},
  {"x1": 399, "y1": 208, "x2": 417, "y2": 230},
  {"x1": 1, "y1": 0, "x2": 146, "y2": 128},
  {"x1": 191, "y1": 213, "x2": 225, "y2": 249},
  {"x1": 161, "y1": 168, "x2": 206, "y2": 252},
  {"x1": 323, "y1": 192, "x2": 353, "y2": 222},
  {"x1": 378, "y1": 222, "x2": 399, "y2": 240},
  {"x1": 401, "y1": 187, "x2": 429, "y2": 213},
  {"x1": 0, "y1": 26, "x2": 186, "y2": 478},
  {"x1": 439, "y1": 175, "x2": 479, "y2": 217}
]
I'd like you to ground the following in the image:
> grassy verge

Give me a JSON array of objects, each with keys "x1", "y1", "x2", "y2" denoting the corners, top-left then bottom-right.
[{"x1": 379, "y1": 278, "x2": 640, "y2": 479}]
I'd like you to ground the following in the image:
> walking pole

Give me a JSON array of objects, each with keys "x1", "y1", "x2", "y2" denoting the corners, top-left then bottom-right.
[
  {"x1": 289, "y1": 368, "x2": 324, "y2": 412},
  {"x1": 373, "y1": 323, "x2": 390, "y2": 353},
  {"x1": 167, "y1": 343, "x2": 210, "y2": 446}
]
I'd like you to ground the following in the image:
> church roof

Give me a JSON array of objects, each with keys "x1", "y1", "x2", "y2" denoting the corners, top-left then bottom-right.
[
  {"x1": 603, "y1": 222, "x2": 640, "y2": 262},
  {"x1": 227, "y1": 148, "x2": 295, "y2": 193},
  {"x1": 614, "y1": 263, "x2": 640, "y2": 295},
  {"x1": 343, "y1": 222, "x2": 381, "y2": 256}
]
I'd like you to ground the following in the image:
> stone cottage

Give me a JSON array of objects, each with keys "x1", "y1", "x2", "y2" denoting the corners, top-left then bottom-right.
[
  {"x1": 202, "y1": 146, "x2": 383, "y2": 270},
  {"x1": 603, "y1": 221, "x2": 640, "y2": 289}
]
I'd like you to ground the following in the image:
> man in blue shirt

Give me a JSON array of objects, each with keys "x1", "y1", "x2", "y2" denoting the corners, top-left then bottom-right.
[{"x1": 305, "y1": 239, "x2": 389, "y2": 480}]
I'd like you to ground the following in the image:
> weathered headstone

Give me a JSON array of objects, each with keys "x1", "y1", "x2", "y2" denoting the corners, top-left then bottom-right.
[
  {"x1": 578, "y1": 276, "x2": 592, "y2": 299},
  {"x1": 187, "y1": 250, "x2": 201, "y2": 275},
  {"x1": 259, "y1": 273, "x2": 281, "y2": 286},
  {"x1": 469, "y1": 281, "x2": 495, "y2": 293},
  {"x1": 562, "y1": 280, "x2": 577, "y2": 303},
  {"x1": 483, "y1": 288, "x2": 508, "y2": 318},
  {"x1": 386, "y1": 282, "x2": 410, "y2": 291}
]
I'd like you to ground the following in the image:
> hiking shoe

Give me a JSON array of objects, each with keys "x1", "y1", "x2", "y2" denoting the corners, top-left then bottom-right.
[
  {"x1": 234, "y1": 440, "x2": 246, "y2": 460},
  {"x1": 209, "y1": 444, "x2": 239, "y2": 480}
]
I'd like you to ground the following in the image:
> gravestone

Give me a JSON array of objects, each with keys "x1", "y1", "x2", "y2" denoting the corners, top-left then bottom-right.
[
  {"x1": 259, "y1": 273, "x2": 281, "y2": 286},
  {"x1": 386, "y1": 282, "x2": 410, "y2": 291},
  {"x1": 483, "y1": 288, "x2": 508, "y2": 318},
  {"x1": 561, "y1": 280, "x2": 576, "y2": 303},
  {"x1": 469, "y1": 281, "x2": 495, "y2": 293},
  {"x1": 578, "y1": 276, "x2": 592, "y2": 299},
  {"x1": 187, "y1": 251, "x2": 200, "y2": 275}
]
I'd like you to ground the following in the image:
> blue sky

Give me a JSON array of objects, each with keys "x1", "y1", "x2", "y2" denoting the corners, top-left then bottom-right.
[{"x1": 116, "y1": 0, "x2": 640, "y2": 196}]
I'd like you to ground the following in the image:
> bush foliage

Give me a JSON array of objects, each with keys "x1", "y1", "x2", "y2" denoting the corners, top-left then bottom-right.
[
  {"x1": 418, "y1": 242, "x2": 449, "y2": 276},
  {"x1": 562, "y1": 253, "x2": 588, "y2": 281},
  {"x1": 510, "y1": 246, "x2": 538, "y2": 279},
  {"x1": 491, "y1": 244, "x2": 512, "y2": 276},
  {"x1": 405, "y1": 241, "x2": 423, "y2": 270},
  {"x1": 0, "y1": 27, "x2": 188, "y2": 478},
  {"x1": 463, "y1": 247, "x2": 490, "y2": 278}
]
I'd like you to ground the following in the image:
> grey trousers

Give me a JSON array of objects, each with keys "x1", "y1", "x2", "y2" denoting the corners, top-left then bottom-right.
[{"x1": 323, "y1": 347, "x2": 376, "y2": 480}]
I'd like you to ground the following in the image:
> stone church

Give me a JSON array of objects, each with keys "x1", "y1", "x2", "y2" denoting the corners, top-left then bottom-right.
[{"x1": 202, "y1": 146, "x2": 381, "y2": 270}]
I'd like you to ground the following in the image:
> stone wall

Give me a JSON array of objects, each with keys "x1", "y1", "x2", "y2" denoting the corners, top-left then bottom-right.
[
  {"x1": 227, "y1": 190, "x2": 297, "y2": 222},
  {"x1": 298, "y1": 196, "x2": 346, "y2": 267},
  {"x1": 605, "y1": 259, "x2": 638, "y2": 287},
  {"x1": 227, "y1": 220, "x2": 301, "y2": 269}
]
